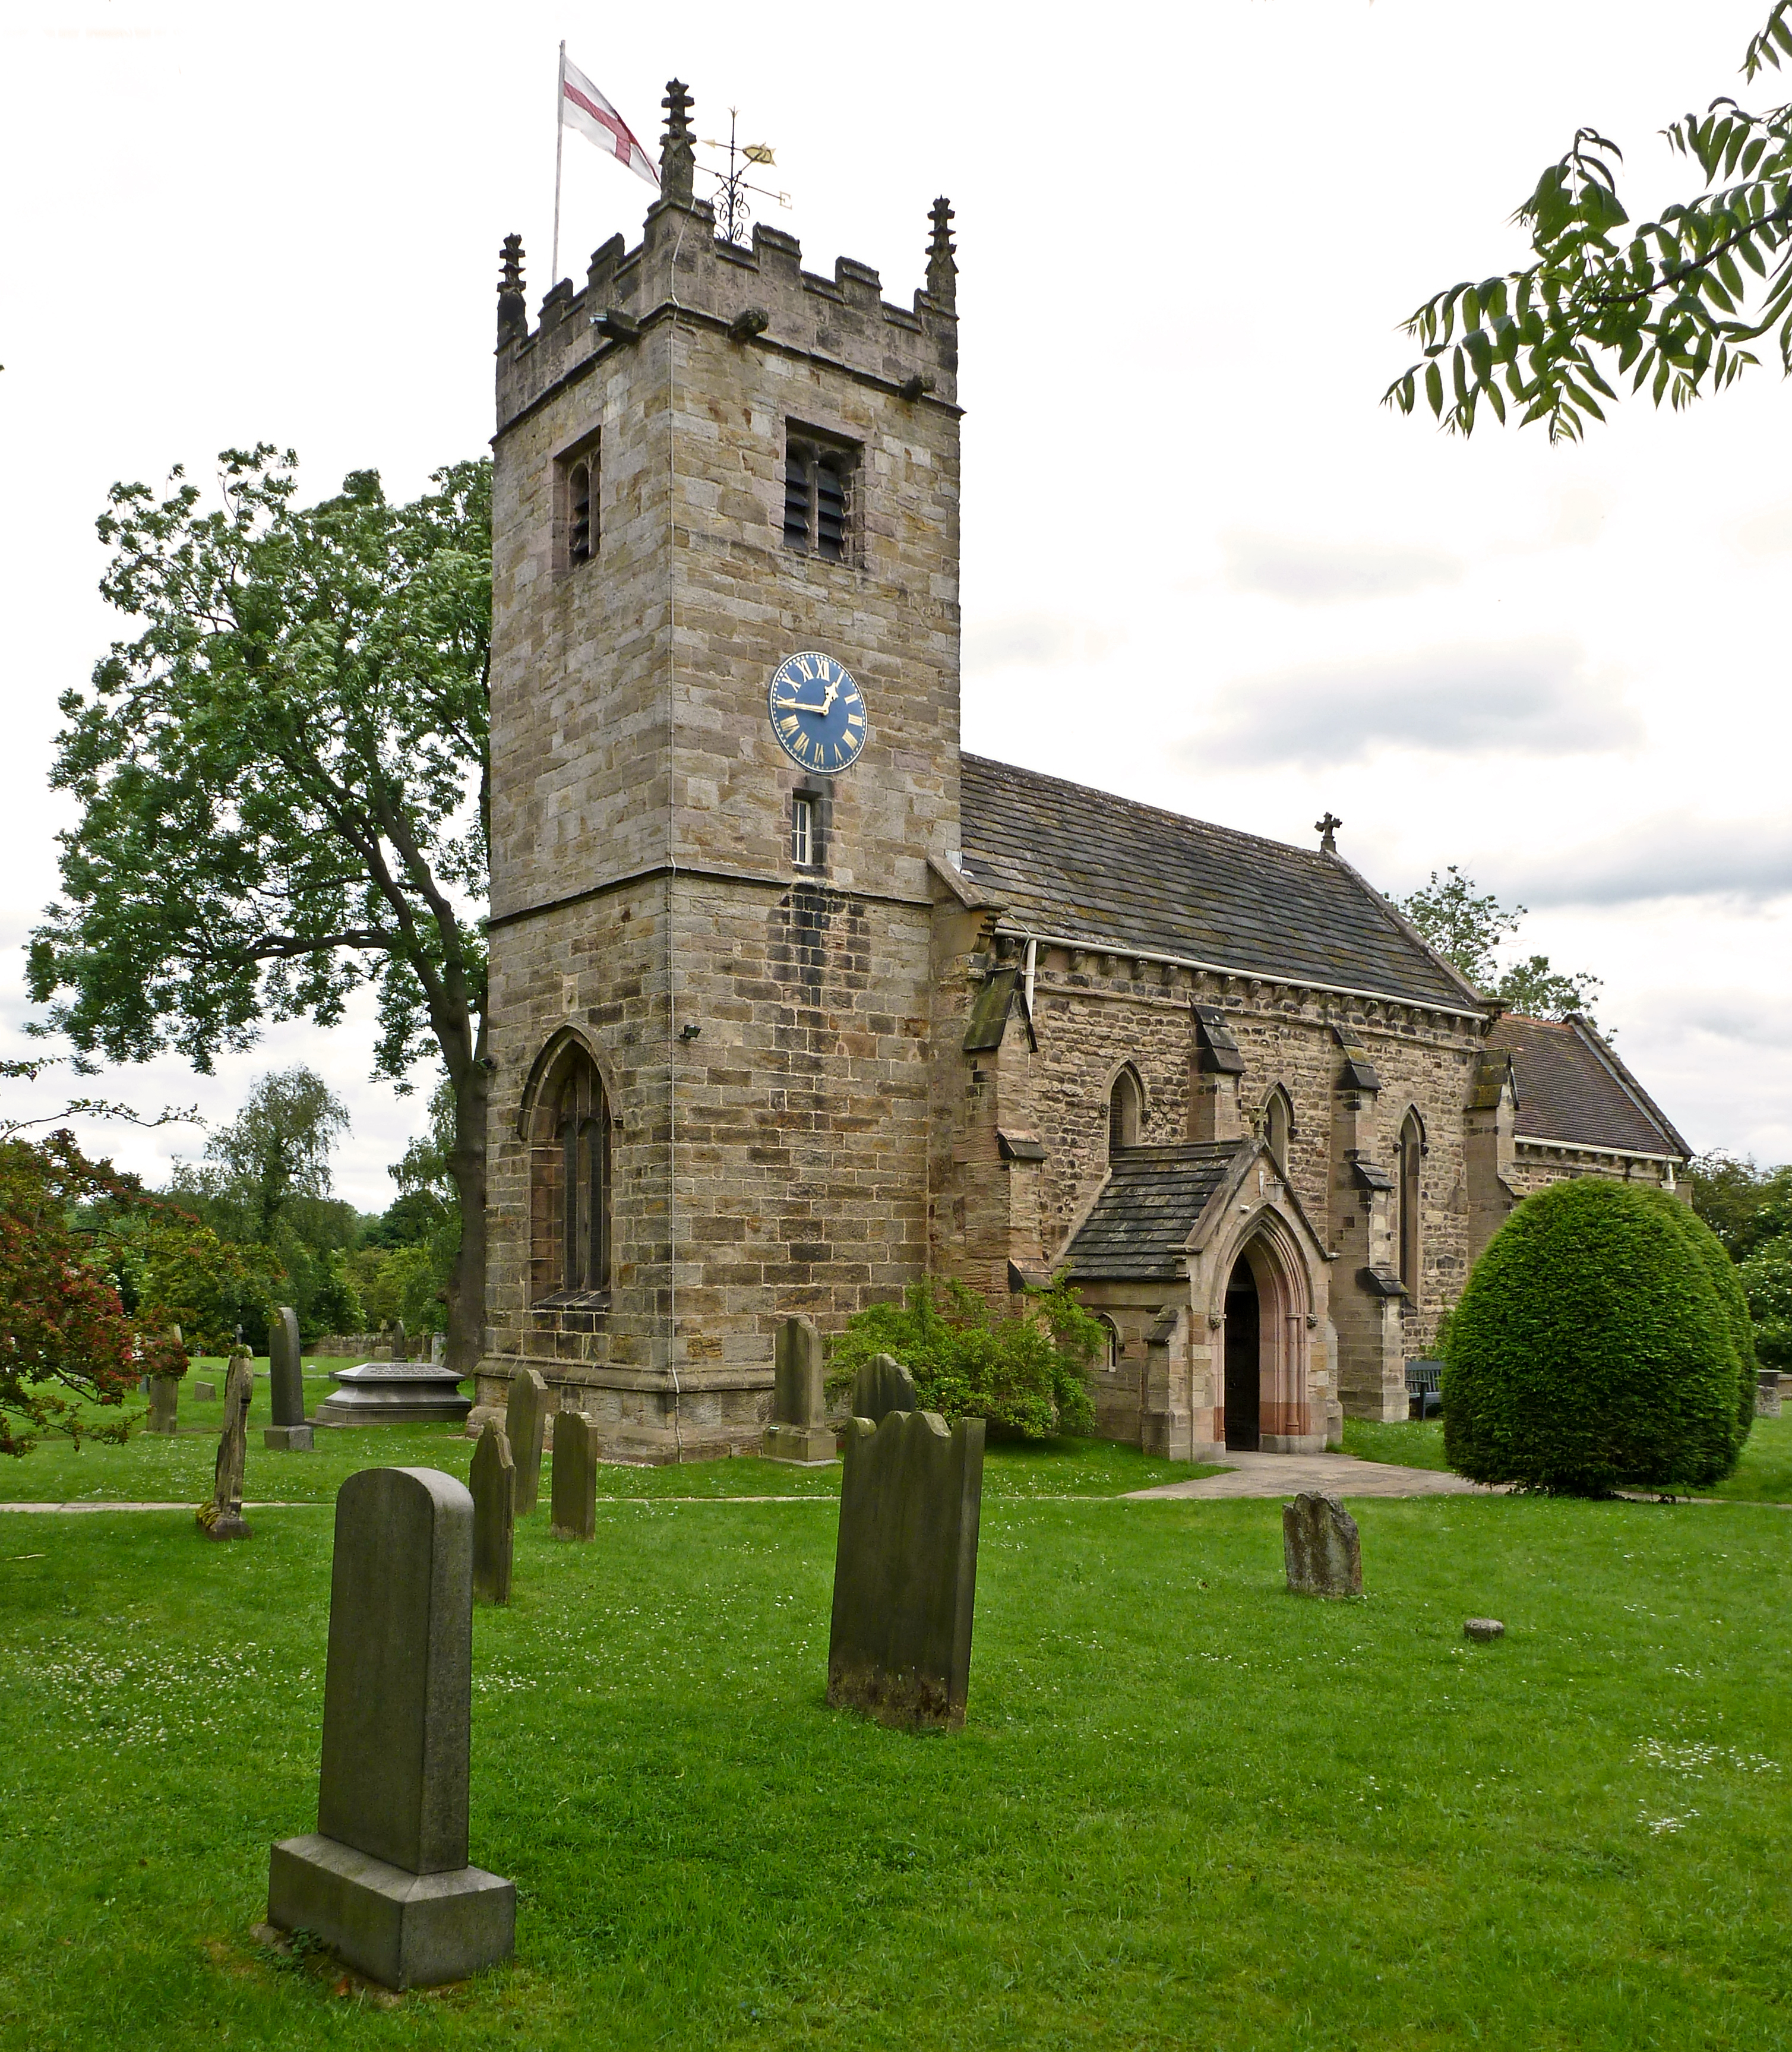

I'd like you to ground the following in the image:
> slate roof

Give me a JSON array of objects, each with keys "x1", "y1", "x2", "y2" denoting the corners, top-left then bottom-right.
[
  {"x1": 959, "y1": 755, "x2": 1479, "y2": 1011},
  {"x1": 1060, "y1": 1142, "x2": 1241, "y2": 1283},
  {"x1": 1490, "y1": 1014, "x2": 1692, "y2": 1160}
]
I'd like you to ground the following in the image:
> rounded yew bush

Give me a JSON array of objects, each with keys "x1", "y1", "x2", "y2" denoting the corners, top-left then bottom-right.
[{"x1": 1442, "y1": 1177, "x2": 1752, "y2": 1495}]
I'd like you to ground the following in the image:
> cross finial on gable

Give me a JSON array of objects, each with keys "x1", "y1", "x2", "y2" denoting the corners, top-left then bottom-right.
[
  {"x1": 660, "y1": 80, "x2": 696, "y2": 203},
  {"x1": 927, "y1": 197, "x2": 957, "y2": 311},
  {"x1": 1315, "y1": 812, "x2": 1343, "y2": 854}
]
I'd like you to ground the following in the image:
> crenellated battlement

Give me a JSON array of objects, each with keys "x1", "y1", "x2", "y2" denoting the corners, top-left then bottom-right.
[{"x1": 495, "y1": 83, "x2": 958, "y2": 437}]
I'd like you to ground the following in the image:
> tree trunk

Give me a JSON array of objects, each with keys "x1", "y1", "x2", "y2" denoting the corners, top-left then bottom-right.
[{"x1": 443, "y1": 1011, "x2": 490, "y2": 1378}]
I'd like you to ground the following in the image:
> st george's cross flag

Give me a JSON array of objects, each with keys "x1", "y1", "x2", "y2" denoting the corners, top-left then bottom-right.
[{"x1": 560, "y1": 55, "x2": 658, "y2": 188}]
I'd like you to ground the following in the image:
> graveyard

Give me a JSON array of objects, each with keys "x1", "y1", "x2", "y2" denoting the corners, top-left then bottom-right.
[{"x1": 4, "y1": 1368, "x2": 1792, "y2": 2048}]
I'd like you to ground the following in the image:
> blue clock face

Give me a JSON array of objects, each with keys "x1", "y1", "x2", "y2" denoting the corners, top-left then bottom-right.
[{"x1": 766, "y1": 652, "x2": 867, "y2": 774}]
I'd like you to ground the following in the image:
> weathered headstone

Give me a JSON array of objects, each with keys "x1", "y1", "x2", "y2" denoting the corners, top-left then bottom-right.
[
  {"x1": 390, "y1": 1319, "x2": 407, "y2": 1362},
  {"x1": 267, "y1": 1467, "x2": 514, "y2": 1988},
  {"x1": 264, "y1": 1305, "x2": 313, "y2": 1451},
  {"x1": 763, "y1": 1316, "x2": 836, "y2": 1463},
  {"x1": 1283, "y1": 1491, "x2": 1362, "y2": 1598},
  {"x1": 197, "y1": 1352, "x2": 254, "y2": 1541},
  {"x1": 828, "y1": 1407, "x2": 984, "y2": 1731},
  {"x1": 470, "y1": 1421, "x2": 515, "y2": 1606},
  {"x1": 851, "y1": 1352, "x2": 919, "y2": 1425},
  {"x1": 193, "y1": 1381, "x2": 217, "y2": 1403},
  {"x1": 504, "y1": 1369, "x2": 552, "y2": 1516},
  {"x1": 549, "y1": 1412, "x2": 600, "y2": 1541},
  {"x1": 431, "y1": 1332, "x2": 446, "y2": 1367},
  {"x1": 147, "y1": 1375, "x2": 179, "y2": 1435},
  {"x1": 1758, "y1": 1370, "x2": 1782, "y2": 1419}
]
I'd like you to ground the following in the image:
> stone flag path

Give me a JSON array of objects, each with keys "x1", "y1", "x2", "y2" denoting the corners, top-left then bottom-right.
[{"x1": 1128, "y1": 1450, "x2": 1498, "y2": 1501}]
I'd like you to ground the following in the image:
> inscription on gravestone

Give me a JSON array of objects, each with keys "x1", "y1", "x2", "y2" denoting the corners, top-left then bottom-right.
[
  {"x1": 1283, "y1": 1491, "x2": 1363, "y2": 1598},
  {"x1": 828, "y1": 1408, "x2": 984, "y2": 1731},
  {"x1": 470, "y1": 1420, "x2": 515, "y2": 1606},
  {"x1": 763, "y1": 1316, "x2": 836, "y2": 1463},
  {"x1": 264, "y1": 1305, "x2": 313, "y2": 1451},
  {"x1": 267, "y1": 1466, "x2": 514, "y2": 1989},
  {"x1": 504, "y1": 1369, "x2": 552, "y2": 1516},
  {"x1": 197, "y1": 1351, "x2": 254, "y2": 1541},
  {"x1": 851, "y1": 1352, "x2": 919, "y2": 1425},
  {"x1": 549, "y1": 1412, "x2": 600, "y2": 1541}
]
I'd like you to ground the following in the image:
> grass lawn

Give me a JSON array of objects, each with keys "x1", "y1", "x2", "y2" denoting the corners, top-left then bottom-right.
[
  {"x1": 5, "y1": 1413, "x2": 1792, "y2": 2048},
  {"x1": 0, "y1": 1361, "x2": 1214, "y2": 1505},
  {"x1": 1346, "y1": 1413, "x2": 1792, "y2": 1505}
]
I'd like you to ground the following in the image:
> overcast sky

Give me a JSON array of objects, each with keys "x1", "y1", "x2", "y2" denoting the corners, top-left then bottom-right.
[{"x1": 4, "y1": 0, "x2": 1789, "y2": 1208}]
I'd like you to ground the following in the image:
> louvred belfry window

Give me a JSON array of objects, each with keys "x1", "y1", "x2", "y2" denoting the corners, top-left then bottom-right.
[{"x1": 783, "y1": 429, "x2": 856, "y2": 562}]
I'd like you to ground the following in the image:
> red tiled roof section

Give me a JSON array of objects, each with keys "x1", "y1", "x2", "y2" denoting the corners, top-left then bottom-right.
[{"x1": 1488, "y1": 1014, "x2": 1690, "y2": 1160}]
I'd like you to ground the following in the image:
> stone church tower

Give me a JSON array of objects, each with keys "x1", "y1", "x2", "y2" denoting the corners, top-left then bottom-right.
[
  {"x1": 478, "y1": 81, "x2": 1694, "y2": 1466},
  {"x1": 480, "y1": 84, "x2": 963, "y2": 1459}
]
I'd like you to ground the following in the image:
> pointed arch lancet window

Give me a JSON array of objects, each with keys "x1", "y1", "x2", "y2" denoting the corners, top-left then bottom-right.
[
  {"x1": 1108, "y1": 1069, "x2": 1142, "y2": 1154},
  {"x1": 1264, "y1": 1087, "x2": 1292, "y2": 1169},
  {"x1": 530, "y1": 1044, "x2": 611, "y2": 1302},
  {"x1": 1397, "y1": 1109, "x2": 1423, "y2": 1295}
]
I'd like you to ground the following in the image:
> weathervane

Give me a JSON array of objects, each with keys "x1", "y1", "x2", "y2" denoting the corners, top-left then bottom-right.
[{"x1": 698, "y1": 109, "x2": 789, "y2": 247}]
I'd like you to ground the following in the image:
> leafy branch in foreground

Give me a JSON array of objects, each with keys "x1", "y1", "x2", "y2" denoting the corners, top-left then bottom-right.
[{"x1": 1386, "y1": 1, "x2": 1792, "y2": 439}]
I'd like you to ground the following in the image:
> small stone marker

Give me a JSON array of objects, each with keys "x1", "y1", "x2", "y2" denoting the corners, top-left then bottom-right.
[
  {"x1": 264, "y1": 1305, "x2": 313, "y2": 1451},
  {"x1": 1463, "y1": 1617, "x2": 1505, "y2": 1642},
  {"x1": 1758, "y1": 1370, "x2": 1782, "y2": 1419},
  {"x1": 197, "y1": 1352, "x2": 254, "y2": 1541},
  {"x1": 549, "y1": 1412, "x2": 601, "y2": 1540},
  {"x1": 431, "y1": 1332, "x2": 446, "y2": 1366},
  {"x1": 146, "y1": 1374, "x2": 179, "y2": 1436},
  {"x1": 470, "y1": 1420, "x2": 515, "y2": 1606},
  {"x1": 193, "y1": 1381, "x2": 217, "y2": 1403},
  {"x1": 828, "y1": 1407, "x2": 985, "y2": 1731},
  {"x1": 504, "y1": 1369, "x2": 552, "y2": 1516},
  {"x1": 851, "y1": 1351, "x2": 919, "y2": 1425},
  {"x1": 267, "y1": 1466, "x2": 514, "y2": 1989},
  {"x1": 764, "y1": 1315, "x2": 836, "y2": 1463},
  {"x1": 1283, "y1": 1491, "x2": 1361, "y2": 1598},
  {"x1": 390, "y1": 1319, "x2": 407, "y2": 1361}
]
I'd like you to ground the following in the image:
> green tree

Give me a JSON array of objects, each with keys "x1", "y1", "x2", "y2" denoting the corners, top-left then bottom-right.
[
  {"x1": 1387, "y1": 4, "x2": 1792, "y2": 440},
  {"x1": 348, "y1": 1076, "x2": 460, "y2": 1340},
  {"x1": 1396, "y1": 866, "x2": 1605, "y2": 1025},
  {"x1": 1739, "y1": 1233, "x2": 1792, "y2": 1370},
  {"x1": 195, "y1": 1065, "x2": 348, "y2": 1243},
  {"x1": 1685, "y1": 1150, "x2": 1792, "y2": 1260},
  {"x1": 27, "y1": 449, "x2": 492, "y2": 1371}
]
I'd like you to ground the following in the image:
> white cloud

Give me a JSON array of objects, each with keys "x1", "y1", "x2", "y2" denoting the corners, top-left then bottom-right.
[{"x1": 1222, "y1": 531, "x2": 1464, "y2": 603}]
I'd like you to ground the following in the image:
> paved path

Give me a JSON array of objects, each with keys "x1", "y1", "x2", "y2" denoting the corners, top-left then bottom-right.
[
  {"x1": 0, "y1": 1500, "x2": 314, "y2": 1513},
  {"x1": 1128, "y1": 1450, "x2": 1497, "y2": 1501}
]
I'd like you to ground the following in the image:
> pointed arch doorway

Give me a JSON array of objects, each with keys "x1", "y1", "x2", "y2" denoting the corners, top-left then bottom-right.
[{"x1": 1224, "y1": 1257, "x2": 1261, "y2": 1450}]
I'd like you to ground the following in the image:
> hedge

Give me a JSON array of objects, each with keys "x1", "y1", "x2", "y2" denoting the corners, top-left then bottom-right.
[{"x1": 1442, "y1": 1177, "x2": 1752, "y2": 1495}]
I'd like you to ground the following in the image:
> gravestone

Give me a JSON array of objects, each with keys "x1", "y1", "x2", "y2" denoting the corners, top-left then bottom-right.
[
  {"x1": 197, "y1": 1352, "x2": 254, "y2": 1541},
  {"x1": 1758, "y1": 1370, "x2": 1782, "y2": 1419},
  {"x1": 431, "y1": 1333, "x2": 446, "y2": 1367},
  {"x1": 549, "y1": 1412, "x2": 600, "y2": 1540},
  {"x1": 146, "y1": 1375, "x2": 179, "y2": 1435},
  {"x1": 390, "y1": 1319, "x2": 407, "y2": 1361},
  {"x1": 1463, "y1": 1617, "x2": 1505, "y2": 1642},
  {"x1": 851, "y1": 1352, "x2": 919, "y2": 1425},
  {"x1": 267, "y1": 1467, "x2": 514, "y2": 1988},
  {"x1": 504, "y1": 1369, "x2": 552, "y2": 1516},
  {"x1": 1283, "y1": 1491, "x2": 1362, "y2": 1598},
  {"x1": 763, "y1": 1316, "x2": 836, "y2": 1463},
  {"x1": 265, "y1": 1305, "x2": 313, "y2": 1451},
  {"x1": 193, "y1": 1381, "x2": 217, "y2": 1403},
  {"x1": 828, "y1": 1407, "x2": 984, "y2": 1731},
  {"x1": 470, "y1": 1421, "x2": 515, "y2": 1606}
]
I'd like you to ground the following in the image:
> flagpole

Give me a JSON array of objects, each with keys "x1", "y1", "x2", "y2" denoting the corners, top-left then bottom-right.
[{"x1": 551, "y1": 40, "x2": 566, "y2": 285}]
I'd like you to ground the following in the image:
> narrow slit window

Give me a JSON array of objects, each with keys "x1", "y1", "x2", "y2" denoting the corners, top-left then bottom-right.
[
  {"x1": 792, "y1": 795, "x2": 814, "y2": 867},
  {"x1": 569, "y1": 459, "x2": 593, "y2": 564}
]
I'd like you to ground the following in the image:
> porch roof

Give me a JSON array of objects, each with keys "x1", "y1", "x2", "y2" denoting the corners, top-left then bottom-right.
[{"x1": 1060, "y1": 1142, "x2": 1243, "y2": 1283}]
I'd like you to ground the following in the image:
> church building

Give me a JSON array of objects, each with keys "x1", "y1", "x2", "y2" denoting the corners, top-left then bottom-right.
[{"x1": 476, "y1": 84, "x2": 1691, "y2": 1463}]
